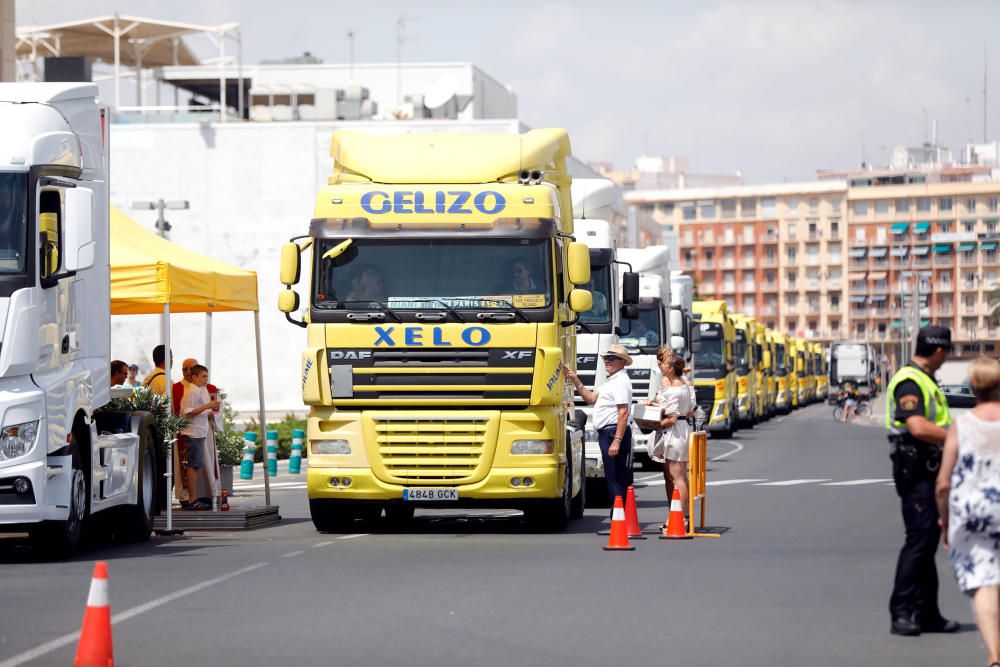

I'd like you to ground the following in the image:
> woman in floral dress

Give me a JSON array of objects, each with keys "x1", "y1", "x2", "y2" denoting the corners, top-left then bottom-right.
[{"x1": 936, "y1": 357, "x2": 1000, "y2": 666}]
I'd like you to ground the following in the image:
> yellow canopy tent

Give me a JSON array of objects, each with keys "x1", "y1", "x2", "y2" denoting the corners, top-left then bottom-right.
[{"x1": 110, "y1": 207, "x2": 273, "y2": 525}]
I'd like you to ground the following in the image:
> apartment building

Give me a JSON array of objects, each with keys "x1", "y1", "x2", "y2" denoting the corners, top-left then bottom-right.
[
  {"x1": 627, "y1": 182, "x2": 848, "y2": 339},
  {"x1": 626, "y1": 170, "x2": 1000, "y2": 361}
]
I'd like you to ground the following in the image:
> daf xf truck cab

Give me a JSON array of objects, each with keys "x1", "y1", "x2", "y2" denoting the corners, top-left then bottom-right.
[
  {"x1": 772, "y1": 331, "x2": 792, "y2": 414},
  {"x1": 668, "y1": 271, "x2": 697, "y2": 371},
  {"x1": 732, "y1": 314, "x2": 759, "y2": 427},
  {"x1": 692, "y1": 300, "x2": 736, "y2": 438},
  {"x1": 278, "y1": 129, "x2": 593, "y2": 531},
  {"x1": 0, "y1": 83, "x2": 161, "y2": 554}
]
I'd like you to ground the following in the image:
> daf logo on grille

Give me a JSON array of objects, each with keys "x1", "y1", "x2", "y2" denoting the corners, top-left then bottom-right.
[
  {"x1": 330, "y1": 350, "x2": 372, "y2": 360},
  {"x1": 501, "y1": 350, "x2": 533, "y2": 360}
]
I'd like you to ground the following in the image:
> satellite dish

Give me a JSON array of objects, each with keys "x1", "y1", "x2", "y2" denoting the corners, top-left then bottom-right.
[{"x1": 423, "y1": 74, "x2": 459, "y2": 109}]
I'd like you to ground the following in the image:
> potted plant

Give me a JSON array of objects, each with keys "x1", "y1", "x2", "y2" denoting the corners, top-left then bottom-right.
[{"x1": 215, "y1": 401, "x2": 245, "y2": 495}]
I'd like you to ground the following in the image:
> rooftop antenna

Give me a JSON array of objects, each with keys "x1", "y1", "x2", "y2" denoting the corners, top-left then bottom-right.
[
  {"x1": 984, "y1": 44, "x2": 989, "y2": 143},
  {"x1": 922, "y1": 107, "x2": 928, "y2": 143},
  {"x1": 347, "y1": 30, "x2": 355, "y2": 80}
]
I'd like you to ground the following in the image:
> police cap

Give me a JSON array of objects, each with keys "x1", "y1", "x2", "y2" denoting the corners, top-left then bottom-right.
[{"x1": 916, "y1": 325, "x2": 952, "y2": 350}]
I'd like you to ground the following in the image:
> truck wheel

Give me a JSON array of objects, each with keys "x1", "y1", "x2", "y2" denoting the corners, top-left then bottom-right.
[
  {"x1": 525, "y1": 450, "x2": 571, "y2": 532},
  {"x1": 120, "y1": 428, "x2": 157, "y2": 542},
  {"x1": 30, "y1": 445, "x2": 87, "y2": 557},
  {"x1": 570, "y1": 441, "x2": 586, "y2": 519},
  {"x1": 309, "y1": 499, "x2": 355, "y2": 533},
  {"x1": 383, "y1": 504, "x2": 415, "y2": 529}
]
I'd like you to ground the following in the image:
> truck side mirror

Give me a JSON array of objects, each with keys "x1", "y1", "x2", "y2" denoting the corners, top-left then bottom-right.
[
  {"x1": 280, "y1": 242, "x2": 302, "y2": 286},
  {"x1": 567, "y1": 242, "x2": 591, "y2": 285},
  {"x1": 278, "y1": 290, "x2": 300, "y2": 313},
  {"x1": 670, "y1": 335, "x2": 686, "y2": 353},
  {"x1": 668, "y1": 309, "x2": 683, "y2": 337},
  {"x1": 568, "y1": 288, "x2": 592, "y2": 313},
  {"x1": 621, "y1": 271, "x2": 639, "y2": 305},
  {"x1": 620, "y1": 304, "x2": 638, "y2": 321},
  {"x1": 64, "y1": 188, "x2": 95, "y2": 272}
]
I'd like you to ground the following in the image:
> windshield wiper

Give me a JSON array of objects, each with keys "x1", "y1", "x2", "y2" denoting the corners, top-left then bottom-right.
[
  {"x1": 476, "y1": 299, "x2": 529, "y2": 322},
  {"x1": 337, "y1": 299, "x2": 402, "y2": 322},
  {"x1": 405, "y1": 298, "x2": 466, "y2": 322}
]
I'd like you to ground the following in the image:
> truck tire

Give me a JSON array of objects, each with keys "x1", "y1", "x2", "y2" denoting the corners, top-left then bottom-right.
[
  {"x1": 383, "y1": 504, "x2": 415, "y2": 529},
  {"x1": 525, "y1": 448, "x2": 571, "y2": 532},
  {"x1": 30, "y1": 444, "x2": 87, "y2": 557},
  {"x1": 309, "y1": 499, "x2": 356, "y2": 533},
  {"x1": 119, "y1": 426, "x2": 157, "y2": 542},
  {"x1": 570, "y1": 439, "x2": 586, "y2": 519}
]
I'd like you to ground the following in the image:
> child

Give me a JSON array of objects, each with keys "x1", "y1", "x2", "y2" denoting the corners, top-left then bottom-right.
[{"x1": 179, "y1": 365, "x2": 220, "y2": 510}]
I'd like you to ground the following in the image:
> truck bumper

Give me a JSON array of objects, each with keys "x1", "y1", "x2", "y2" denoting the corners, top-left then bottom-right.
[
  {"x1": 307, "y1": 464, "x2": 561, "y2": 505},
  {"x1": 0, "y1": 457, "x2": 68, "y2": 527}
]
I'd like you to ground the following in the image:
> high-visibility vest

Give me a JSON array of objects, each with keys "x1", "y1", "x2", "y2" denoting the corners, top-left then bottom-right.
[{"x1": 884, "y1": 365, "x2": 952, "y2": 436}]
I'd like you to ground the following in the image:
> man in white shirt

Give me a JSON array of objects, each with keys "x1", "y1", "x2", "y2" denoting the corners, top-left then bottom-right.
[
  {"x1": 179, "y1": 365, "x2": 220, "y2": 510},
  {"x1": 564, "y1": 344, "x2": 634, "y2": 503}
]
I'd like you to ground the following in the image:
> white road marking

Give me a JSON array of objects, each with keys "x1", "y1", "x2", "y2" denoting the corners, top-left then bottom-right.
[
  {"x1": 281, "y1": 550, "x2": 304, "y2": 558},
  {"x1": 233, "y1": 482, "x2": 307, "y2": 491},
  {"x1": 311, "y1": 541, "x2": 333, "y2": 548},
  {"x1": 705, "y1": 478, "x2": 769, "y2": 486},
  {"x1": 633, "y1": 473, "x2": 663, "y2": 483},
  {"x1": 710, "y1": 440, "x2": 744, "y2": 462},
  {"x1": 0, "y1": 562, "x2": 267, "y2": 667},
  {"x1": 338, "y1": 533, "x2": 368, "y2": 540},
  {"x1": 754, "y1": 479, "x2": 832, "y2": 486},
  {"x1": 820, "y1": 478, "x2": 893, "y2": 486}
]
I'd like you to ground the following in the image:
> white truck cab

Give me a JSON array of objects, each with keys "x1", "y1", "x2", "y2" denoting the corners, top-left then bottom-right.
[{"x1": 0, "y1": 83, "x2": 159, "y2": 554}]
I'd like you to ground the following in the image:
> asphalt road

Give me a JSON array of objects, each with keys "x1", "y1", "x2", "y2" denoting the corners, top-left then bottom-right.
[{"x1": 0, "y1": 403, "x2": 984, "y2": 667}]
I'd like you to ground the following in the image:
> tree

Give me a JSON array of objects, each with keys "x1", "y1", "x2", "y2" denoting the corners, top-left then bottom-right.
[{"x1": 990, "y1": 286, "x2": 1000, "y2": 326}]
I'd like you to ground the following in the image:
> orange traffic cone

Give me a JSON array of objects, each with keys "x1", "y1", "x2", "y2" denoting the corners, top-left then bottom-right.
[
  {"x1": 603, "y1": 496, "x2": 635, "y2": 551},
  {"x1": 74, "y1": 561, "x2": 114, "y2": 667},
  {"x1": 659, "y1": 488, "x2": 692, "y2": 540},
  {"x1": 624, "y1": 486, "x2": 646, "y2": 540}
]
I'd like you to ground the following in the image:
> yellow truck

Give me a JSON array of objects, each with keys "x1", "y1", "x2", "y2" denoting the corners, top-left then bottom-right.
[
  {"x1": 772, "y1": 332, "x2": 792, "y2": 413},
  {"x1": 813, "y1": 342, "x2": 828, "y2": 400},
  {"x1": 692, "y1": 300, "x2": 737, "y2": 438},
  {"x1": 793, "y1": 337, "x2": 815, "y2": 406},
  {"x1": 731, "y1": 314, "x2": 759, "y2": 427},
  {"x1": 278, "y1": 129, "x2": 594, "y2": 531},
  {"x1": 752, "y1": 321, "x2": 768, "y2": 422},
  {"x1": 762, "y1": 329, "x2": 777, "y2": 417}
]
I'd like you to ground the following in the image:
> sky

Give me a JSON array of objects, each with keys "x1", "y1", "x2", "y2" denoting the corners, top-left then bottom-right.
[{"x1": 16, "y1": 0, "x2": 1000, "y2": 183}]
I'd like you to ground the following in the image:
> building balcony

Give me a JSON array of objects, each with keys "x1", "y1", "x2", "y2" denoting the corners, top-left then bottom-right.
[
  {"x1": 963, "y1": 304, "x2": 978, "y2": 313},
  {"x1": 934, "y1": 256, "x2": 954, "y2": 267},
  {"x1": 761, "y1": 282, "x2": 779, "y2": 292},
  {"x1": 936, "y1": 282, "x2": 953, "y2": 292},
  {"x1": 983, "y1": 254, "x2": 1000, "y2": 265},
  {"x1": 849, "y1": 283, "x2": 868, "y2": 294},
  {"x1": 741, "y1": 258, "x2": 756, "y2": 269},
  {"x1": 960, "y1": 256, "x2": 979, "y2": 267},
  {"x1": 849, "y1": 259, "x2": 869, "y2": 270},
  {"x1": 721, "y1": 283, "x2": 736, "y2": 293},
  {"x1": 761, "y1": 305, "x2": 778, "y2": 315},
  {"x1": 808, "y1": 231, "x2": 822, "y2": 241},
  {"x1": 720, "y1": 258, "x2": 736, "y2": 269},
  {"x1": 741, "y1": 283, "x2": 756, "y2": 292},
  {"x1": 760, "y1": 257, "x2": 778, "y2": 267},
  {"x1": 934, "y1": 306, "x2": 954, "y2": 316},
  {"x1": 913, "y1": 257, "x2": 932, "y2": 266},
  {"x1": 828, "y1": 280, "x2": 842, "y2": 290}
]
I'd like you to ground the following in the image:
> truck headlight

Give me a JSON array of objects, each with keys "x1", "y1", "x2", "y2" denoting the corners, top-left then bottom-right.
[
  {"x1": 511, "y1": 439, "x2": 554, "y2": 455},
  {"x1": 311, "y1": 439, "x2": 351, "y2": 455},
  {"x1": 712, "y1": 402, "x2": 725, "y2": 419},
  {"x1": 0, "y1": 421, "x2": 39, "y2": 461}
]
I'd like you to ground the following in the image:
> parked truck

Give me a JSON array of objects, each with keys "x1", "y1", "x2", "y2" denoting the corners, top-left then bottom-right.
[
  {"x1": 0, "y1": 83, "x2": 162, "y2": 554},
  {"x1": 692, "y1": 300, "x2": 737, "y2": 438},
  {"x1": 616, "y1": 246, "x2": 672, "y2": 465},
  {"x1": 732, "y1": 314, "x2": 760, "y2": 427},
  {"x1": 278, "y1": 129, "x2": 593, "y2": 531},
  {"x1": 772, "y1": 331, "x2": 792, "y2": 414},
  {"x1": 668, "y1": 271, "x2": 697, "y2": 370},
  {"x1": 828, "y1": 341, "x2": 877, "y2": 403}
]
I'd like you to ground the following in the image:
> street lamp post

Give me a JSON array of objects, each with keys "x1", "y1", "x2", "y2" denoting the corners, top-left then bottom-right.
[{"x1": 132, "y1": 199, "x2": 190, "y2": 239}]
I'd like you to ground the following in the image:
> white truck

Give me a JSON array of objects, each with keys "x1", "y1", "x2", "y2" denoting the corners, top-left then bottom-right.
[
  {"x1": 668, "y1": 270, "x2": 696, "y2": 371},
  {"x1": 828, "y1": 341, "x2": 878, "y2": 403},
  {"x1": 0, "y1": 83, "x2": 161, "y2": 554},
  {"x1": 616, "y1": 246, "x2": 672, "y2": 469},
  {"x1": 570, "y1": 180, "x2": 639, "y2": 500}
]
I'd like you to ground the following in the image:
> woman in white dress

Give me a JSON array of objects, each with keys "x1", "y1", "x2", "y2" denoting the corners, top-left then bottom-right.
[
  {"x1": 936, "y1": 357, "x2": 1000, "y2": 667},
  {"x1": 647, "y1": 349, "x2": 693, "y2": 526}
]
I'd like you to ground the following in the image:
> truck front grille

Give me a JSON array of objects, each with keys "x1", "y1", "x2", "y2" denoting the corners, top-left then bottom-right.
[{"x1": 367, "y1": 414, "x2": 498, "y2": 484}]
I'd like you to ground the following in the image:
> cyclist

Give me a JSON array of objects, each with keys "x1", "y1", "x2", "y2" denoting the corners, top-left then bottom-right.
[{"x1": 839, "y1": 382, "x2": 860, "y2": 422}]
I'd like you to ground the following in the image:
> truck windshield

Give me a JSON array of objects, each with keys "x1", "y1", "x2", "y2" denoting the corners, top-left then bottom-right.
[
  {"x1": 734, "y1": 330, "x2": 749, "y2": 374},
  {"x1": 694, "y1": 322, "x2": 725, "y2": 371},
  {"x1": 619, "y1": 306, "x2": 661, "y2": 349},
  {"x1": 775, "y1": 344, "x2": 787, "y2": 374},
  {"x1": 579, "y1": 263, "x2": 611, "y2": 325},
  {"x1": 0, "y1": 173, "x2": 28, "y2": 274},
  {"x1": 313, "y1": 238, "x2": 552, "y2": 310}
]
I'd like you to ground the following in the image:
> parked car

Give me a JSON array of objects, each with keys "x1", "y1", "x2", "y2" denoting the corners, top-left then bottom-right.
[{"x1": 941, "y1": 383, "x2": 977, "y2": 409}]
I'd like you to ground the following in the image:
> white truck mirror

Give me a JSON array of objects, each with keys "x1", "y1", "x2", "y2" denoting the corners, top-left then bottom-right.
[
  {"x1": 668, "y1": 309, "x2": 683, "y2": 336},
  {"x1": 64, "y1": 188, "x2": 95, "y2": 271},
  {"x1": 670, "y1": 335, "x2": 686, "y2": 353}
]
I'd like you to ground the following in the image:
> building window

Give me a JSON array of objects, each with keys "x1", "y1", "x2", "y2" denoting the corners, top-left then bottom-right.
[
  {"x1": 761, "y1": 197, "x2": 776, "y2": 217},
  {"x1": 809, "y1": 197, "x2": 819, "y2": 214},
  {"x1": 853, "y1": 201, "x2": 868, "y2": 215},
  {"x1": 682, "y1": 203, "x2": 696, "y2": 220},
  {"x1": 988, "y1": 221, "x2": 998, "y2": 234},
  {"x1": 704, "y1": 249, "x2": 714, "y2": 263},
  {"x1": 699, "y1": 202, "x2": 716, "y2": 219},
  {"x1": 875, "y1": 200, "x2": 890, "y2": 214},
  {"x1": 830, "y1": 220, "x2": 840, "y2": 238},
  {"x1": 917, "y1": 197, "x2": 931, "y2": 212},
  {"x1": 896, "y1": 199, "x2": 910, "y2": 214},
  {"x1": 940, "y1": 221, "x2": 952, "y2": 233},
  {"x1": 855, "y1": 227, "x2": 865, "y2": 242},
  {"x1": 787, "y1": 197, "x2": 799, "y2": 213},
  {"x1": 939, "y1": 197, "x2": 953, "y2": 211},
  {"x1": 966, "y1": 198, "x2": 977, "y2": 213},
  {"x1": 831, "y1": 197, "x2": 842, "y2": 213},
  {"x1": 787, "y1": 221, "x2": 798, "y2": 239},
  {"x1": 990, "y1": 197, "x2": 998, "y2": 213},
  {"x1": 856, "y1": 323, "x2": 866, "y2": 334},
  {"x1": 963, "y1": 220, "x2": 976, "y2": 233},
  {"x1": 740, "y1": 198, "x2": 756, "y2": 218},
  {"x1": 830, "y1": 294, "x2": 840, "y2": 308},
  {"x1": 721, "y1": 199, "x2": 737, "y2": 218},
  {"x1": 786, "y1": 246, "x2": 797, "y2": 262}
]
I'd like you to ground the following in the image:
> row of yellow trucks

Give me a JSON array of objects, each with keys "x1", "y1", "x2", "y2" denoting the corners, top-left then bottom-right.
[{"x1": 691, "y1": 301, "x2": 828, "y2": 438}]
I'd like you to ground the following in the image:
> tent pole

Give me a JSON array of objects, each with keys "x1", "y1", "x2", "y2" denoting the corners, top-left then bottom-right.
[
  {"x1": 163, "y1": 303, "x2": 174, "y2": 532},
  {"x1": 254, "y1": 310, "x2": 271, "y2": 506},
  {"x1": 205, "y1": 312, "x2": 213, "y2": 372},
  {"x1": 113, "y1": 14, "x2": 121, "y2": 111}
]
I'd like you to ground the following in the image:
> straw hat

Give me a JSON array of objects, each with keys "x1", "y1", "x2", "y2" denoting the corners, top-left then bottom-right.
[{"x1": 602, "y1": 344, "x2": 633, "y2": 366}]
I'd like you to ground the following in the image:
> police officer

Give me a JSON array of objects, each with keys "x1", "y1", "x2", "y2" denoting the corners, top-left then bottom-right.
[{"x1": 886, "y1": 325, "x2": 959, "y2": 636}]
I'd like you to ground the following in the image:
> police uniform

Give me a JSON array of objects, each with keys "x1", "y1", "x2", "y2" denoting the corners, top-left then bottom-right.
[{"x1": 885, "y1": 327, "x2": 957, "y2": 636}]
